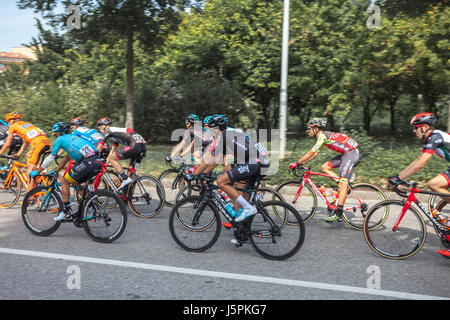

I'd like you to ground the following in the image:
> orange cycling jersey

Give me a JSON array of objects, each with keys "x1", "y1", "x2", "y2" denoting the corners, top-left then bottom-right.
[{"x1": 8, "y1": 121, "x2": 47, "y2": 144}]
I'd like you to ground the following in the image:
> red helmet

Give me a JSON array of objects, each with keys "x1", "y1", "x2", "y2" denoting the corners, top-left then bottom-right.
[
  {"x1": 410, "y1": 112, "x2": 437, "y2": 127},
  {"x1": 96, "y1": 117, "x2": 112, "y2": 127},
  {"x1": 70, "y1": 117, "x2": 84, "y2": 127}
]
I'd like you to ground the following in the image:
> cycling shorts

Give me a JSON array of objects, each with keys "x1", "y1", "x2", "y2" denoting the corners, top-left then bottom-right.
[
  {"x1": 327, "y1": 149, "x2": 360, "y2": 180},
  {"x1": 115, "y1": 143, "x2": 146, "y2": 162},
  {"x1": 227, "y1": 163, "x2": 263, "y2": 184},
  {"x1": 65, "y1": 155, "x2": 103, "y2": 184},
  {"x1": 440, "y1": 167, "x2": 450, "y2": 188},
  {"x1": 26, "y1": 135, "x2": 50, "y2": 165}
]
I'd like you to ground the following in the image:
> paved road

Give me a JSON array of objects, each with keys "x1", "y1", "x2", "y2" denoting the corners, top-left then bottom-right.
[{"x1": 0, "y1": 192, "x2": 449, "y2": 303}]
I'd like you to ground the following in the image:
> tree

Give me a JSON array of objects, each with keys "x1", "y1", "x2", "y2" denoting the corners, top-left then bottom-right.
[{"x1": 18, "y1": 0, "x2": 194, "y2": 128}]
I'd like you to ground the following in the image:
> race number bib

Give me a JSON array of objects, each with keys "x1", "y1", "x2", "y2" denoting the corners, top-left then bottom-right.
[
  {"x1": 26, "y1": 129, "x2": 40, "y2": 140},
  {"x1": 79, "y1": 145, "x2": 96, "y2": 158}
]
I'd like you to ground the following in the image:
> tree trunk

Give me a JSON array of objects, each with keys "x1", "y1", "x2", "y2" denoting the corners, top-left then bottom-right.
[
  {"x1": 125, "y1": 30, "x2": 134, "y2": 129},
  {"x1": 363, "y1": 97, "x2": 371, "y2": 134}
]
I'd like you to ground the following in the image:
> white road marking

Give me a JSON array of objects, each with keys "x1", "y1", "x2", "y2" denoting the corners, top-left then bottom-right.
[{"x1": 0, "y1": 247, "x2": 448, "y2": 300}]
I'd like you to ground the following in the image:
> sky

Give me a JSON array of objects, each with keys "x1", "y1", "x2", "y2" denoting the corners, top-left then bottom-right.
[{"x1": 0, "y1": 1, "x2": 45, "y2": 52}]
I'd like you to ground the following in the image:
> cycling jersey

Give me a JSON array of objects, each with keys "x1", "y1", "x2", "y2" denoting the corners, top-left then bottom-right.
[
  {"x1": 183, "y1": 126, "x2": 214, "y2": 150},
  {"x1": 0, "y1": 124, "x2": 22, "y2": 153},
  {"x1": 8, "y1": 121, "x2": 47, "y2": 144},
  {"x1": 99, "y1": 127, "x2": 146, "y2": 147},
  {"x1": 72, "y1": 127, "x2": 103, "y2": 145},
  {"x1": 52, "y1": 134, "x2": 98, "y2": 163},
  {"x1": 422, "y1": 130, "x2": 450, "y2": 162},
  {"x1": 311, "y1": 131, "x2": 358, "y2": 154},
  {"x1": 209, "y1": 129, "x2": 269, "y2": 166}
]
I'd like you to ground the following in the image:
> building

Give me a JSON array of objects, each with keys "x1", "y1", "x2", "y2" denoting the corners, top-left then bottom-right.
[{"x1": 0, "y1": 47, "x2": 39, "y2": 73}]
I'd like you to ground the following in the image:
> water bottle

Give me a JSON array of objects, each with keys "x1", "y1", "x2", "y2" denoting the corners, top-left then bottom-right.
[
  {"x1": 219, "y1": 189, "x2": 231, "y2": 203},
  {"x1": 224, "y1": 203, "x2": 236, "y2": 218},
  {"x1": 432, "y1": 209, "x2": 449, "y2": 227},
  {"x1": 318, "y1": 185, "x2": 328, "y2": 196}
]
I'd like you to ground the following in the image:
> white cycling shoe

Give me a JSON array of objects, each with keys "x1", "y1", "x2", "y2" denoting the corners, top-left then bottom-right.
[
  {"x1": 118, "y1": 177, "x2": 132, "y2": 190},
  {"x1": 234, "y1": 206, "x2": 257, "y2": 222}
]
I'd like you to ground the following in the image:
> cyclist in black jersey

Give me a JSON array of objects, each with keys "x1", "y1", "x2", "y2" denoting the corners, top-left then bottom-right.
[
  {"x1": 0, "y1": 121, "x2": 22, "y2": 156},
  {"x1": 387, "y1": 112, "x2": 450, "y2": 257},
  {"x1": 96, "y1": 117, "x2": 146, "y2": 189},
  {"x1": 188, "y1": 114, "x2": 270, "y2": 223}
]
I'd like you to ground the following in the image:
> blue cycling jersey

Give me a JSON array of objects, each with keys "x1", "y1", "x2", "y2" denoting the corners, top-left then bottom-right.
[
  {"x1": 52, "y1": 134, "x2": 98, "y2": 163},
  {"x1": 72, "y1": 127, "x2": 103, "y2": 145}
]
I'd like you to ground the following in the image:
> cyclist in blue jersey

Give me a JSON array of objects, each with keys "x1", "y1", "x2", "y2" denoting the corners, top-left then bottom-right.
[
  {"x1": 70, "y1": 117, "x2": 109, "y2": 157},
  {"x1": 30, "y1": 122, "x2": 103, "y2": 221}
]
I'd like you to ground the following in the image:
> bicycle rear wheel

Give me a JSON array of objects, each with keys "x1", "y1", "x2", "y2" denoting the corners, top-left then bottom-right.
[
  {"x1": 82, "y1": 189, "x2": 127, "y2": 243},
  {"x1": 363, "y1": 200, "x2": 426, "y2": 260},
  {"x1": 21, "y1": 186, "x2": 62, "y2": 236},
  {"x1": 169, "y1": 196, "x2": 221, "y2": 252},
  {"x1": 128, "y1": 175, "x2": 165, "y2": 218},
  {"x1": 343, "y1": 183, "x2": 387, "y2": 230},
  {"x1": 249, "y1": 200, "x2": 305, "y2": 260},
  {"x1": 275, "y1": 179, "x2": 317, "y2": 223}
]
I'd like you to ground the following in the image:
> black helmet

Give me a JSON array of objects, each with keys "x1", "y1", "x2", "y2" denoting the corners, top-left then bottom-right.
[
  {"x1": 308, "y1": 118, "x2": 326, "y2": 129},
  {"x1": 70, "y1": 117, "x2": 84, "y2": 127},
  {"x1": 185, "y1": 114, "x2": 199, "y2": 124},
  {"x1": 410, "y1": 112, "x2": 437, "y2": 127},
  {"x1": 97, "y1": 117, "x2": 112, "y2": 127},
  {"x1": 207, "y1": 114, "x2": 228, "y2": 129},
  {"x1": 51, "y1": 122, "x2": 71, "y2": 134}
]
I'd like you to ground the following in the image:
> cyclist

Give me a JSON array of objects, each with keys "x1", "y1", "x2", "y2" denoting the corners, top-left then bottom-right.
[
  {"x1": 0, "y1": 120, "x2": 22, "y2": 156},
  {"x1": 96, "y1": 117, "x2": 146, "y2": 189},
  {"x1": 0, "y1": 111, "x2": 50, "y2": 190},
  {"x1": 189, "y1": 114, "x2": 270, "y2": 222},
  {"x1": 387, "y1": 112, "x2": 450, "y2": 258},
  {"x1": 70, "y1": 117, "x2": 109, "y2": 157},
  {"x1": 290, "y1": 118, "x2": 360, "y2": 223},
  {"x1": 166, "y1": 114, "x2": 213, "y2": 164},
  {"x1": 30, "y1": 122, "x2": 103, "y2": 221}
]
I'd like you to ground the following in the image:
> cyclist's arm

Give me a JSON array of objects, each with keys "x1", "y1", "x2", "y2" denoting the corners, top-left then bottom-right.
[
  {"x1": 53, "y1": 154, "x2": 70, "y2": 173},
  {"x1": 297, "y1": 150, "x2": 319, "y2": 165},
  {"x1": 398, "y1": 152, "x2": 433, "y2": 180},
  {"x1": 179, "y1": 141, "x2": 194, "y2": 157}
]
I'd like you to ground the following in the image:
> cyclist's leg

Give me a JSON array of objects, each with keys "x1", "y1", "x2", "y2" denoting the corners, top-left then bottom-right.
[
  {"x1": 321, "y1": 156, "x2": 340, "y2": 183},
  {"x1": 427, "y1": 170, "x2": 450, "y2": 203},
  {"x1": 336, "y1": 149, "x2": 360, "y2": 206},
  {"x1": 26, "y1": 137, "x2": 50, "y2": 190}
]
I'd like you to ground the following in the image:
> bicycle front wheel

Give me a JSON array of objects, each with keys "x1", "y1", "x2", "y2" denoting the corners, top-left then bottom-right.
[
  {"x1": 343, "y1": 183, "x2": 388, "y2": 230},
  {"x1": 169, "y1": 196, "x2": 221, "y2": 252},
  {"x1": 21, "y1": 186, "x2": 62, "y2": 236},
  {"x1": 128, "y1": 175, "x2": 165, "y2": 218},
  {"x1": 158, "y1": 169, "x2": 181, "y2": 207},
  {"x1": 275, "y1": 180, "x2": 317, "y2": 223},
  {"x1": 363, "y1": 200, "x2": 426, "y2": 260},
  {"x1": 0, "y1": 173, "x2": 21, "y2": 208},
  {"x1": 249, "y1": 200, "x2": 305, "y2": 260},
  {"x1": 82, "y1": 190, "x2": 127, "y2": 243}
]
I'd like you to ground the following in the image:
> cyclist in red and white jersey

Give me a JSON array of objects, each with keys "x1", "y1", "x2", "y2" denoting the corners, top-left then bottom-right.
[
  {"x1": 387, "y1": 112, "x2": 450, "y2": 258},
  {"x1": 290, "y1": 118, "x2": 360, "y2": 222}
]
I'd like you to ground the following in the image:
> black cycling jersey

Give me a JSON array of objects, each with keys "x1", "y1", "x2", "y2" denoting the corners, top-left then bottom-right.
[
  {"x1": 100, "y1": 127, "x2": 146, "y2": 147},
  {"x1": 208, "y1": 129, "x2": 269, "y2": 166},
  {"x1": 183, "y1": 126, "x2": 214, "y2": 150},
  {"x1": 0, "y1": 124, "x2": 22, "y2": 152},
  {"x1": 422, "y1": 129, "x2": 450, "y2": 162}
]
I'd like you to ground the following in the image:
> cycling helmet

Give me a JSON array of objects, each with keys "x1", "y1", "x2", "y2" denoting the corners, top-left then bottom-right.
[
  {"x1": 70, "y1": 117, "x2": 84, "y2": 127},
  {"x1": 6, "y1": 111, "x2": 22, "y2": 122},
  {"x1": 410, "y1": 112, "x2": 437, "y2": 127},
  {"x1": 185, "y1": 114, "x2": 199, "y2": 124},
  {"x1": 203, "y1": 115, "x2": 213, "y2": 125},
  {"x1": 207, "y1": 114, "x2": 228, "y2": 129},
  {"x1": 51, "y1": 121, "x2": 71, "y2": 134},
  {"x1": 97, "y1": 117, "x2": 112, "y2": 127},
  {"x1": 308, "y1": 118, "x2": 326, "y2": 129}
]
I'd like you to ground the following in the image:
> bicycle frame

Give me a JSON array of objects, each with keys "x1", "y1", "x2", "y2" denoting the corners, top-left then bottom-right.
[
  {"x1": 393, "y1": 186, "x2": 450, "y2": 233},
  {"x1": 2, "y1": 161, "x2": 29, "y2": 191},
  {"x1": 293, "y1": 168, "x2": 364, "y2": 213}
]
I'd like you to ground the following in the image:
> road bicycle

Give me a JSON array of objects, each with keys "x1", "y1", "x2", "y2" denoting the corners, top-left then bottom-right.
[
  {"x1": 91, "y1": 158, "x2": 165, "y2": 218},
  {"x1": 0, "y1": 155, "x2": 51, "y2": 208},
  {"x1": 275, "y1": 164, "x2": 387, "y2": 230},
  {"x1": 158, "y1": 159, "x2": 195, "y2": 207},
  {"x1": 169, "y1": 173, "x2": 305, "y2": 260},
  {"x1": 21, "y1": 172, "x2": 127, "y2": 243},
  {"x1": 363, "y1": 180, "x2": 450, "y2": 260}
]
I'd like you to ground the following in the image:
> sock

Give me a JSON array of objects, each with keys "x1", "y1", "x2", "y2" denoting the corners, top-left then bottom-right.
[
  {"x1": 119, "y1": 171, "x2": 128, "y2": 180},
  {"x1": 336, "y1": 205, "x2": 343, "y2": 217},
  {"x1": 236, "y1": 195, "x2": 252, "y2": 209},
  {"x1": 63, "y1": 202, "x2": 71, "y2": 213}
]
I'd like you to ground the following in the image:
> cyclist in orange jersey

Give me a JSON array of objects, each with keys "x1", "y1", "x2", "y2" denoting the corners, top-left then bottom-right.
[{"x1": 0, "y1": 111, "x2": 50, "y2": 189}]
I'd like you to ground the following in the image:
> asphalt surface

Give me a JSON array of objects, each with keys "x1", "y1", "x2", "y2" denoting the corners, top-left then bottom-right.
[{"x1": 0, "y1": 189, "x2": 449, "y2": 304}]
